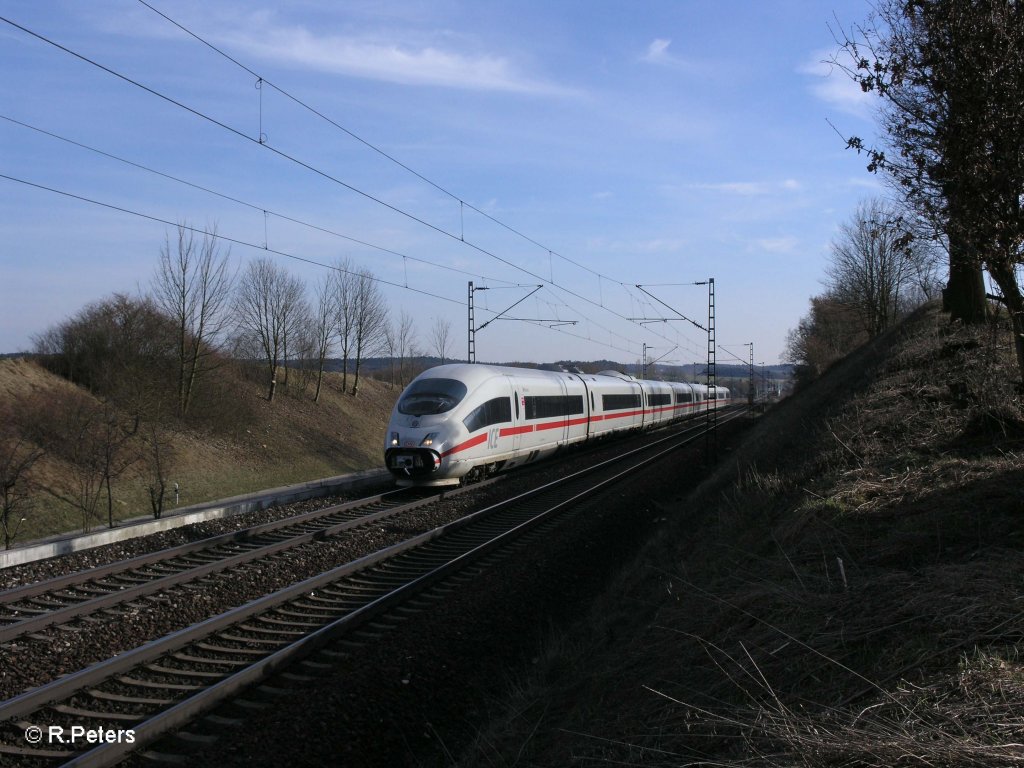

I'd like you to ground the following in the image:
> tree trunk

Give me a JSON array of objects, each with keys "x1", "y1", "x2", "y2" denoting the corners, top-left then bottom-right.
[
  {"x1": 314, "y1": 366, "x2": 324, "y2": 403},
  {"x1": 988, "y1": 260, "x2": 1024, "y2": 389},
  {"x1": 943, "y1": 232, "x2": 987, "y2": 324}
]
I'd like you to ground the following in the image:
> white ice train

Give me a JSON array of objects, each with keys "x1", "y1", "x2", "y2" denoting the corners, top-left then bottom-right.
[{"x1": 384, "y1": 363, "x2": 730, "y2": 486}]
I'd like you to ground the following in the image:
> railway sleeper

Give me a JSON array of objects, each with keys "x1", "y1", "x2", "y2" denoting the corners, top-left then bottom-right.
[
  {"x1": 271, "y1": 610, "x2": 341, "y2": 623},
  {"x1": 254, "y1": 684, "x2": 292, "y2": 697},
  {"x1": 257, "y1": 615, "x2": 324, "y2": 629},
  {"x1": 202, "y1": 714, "x2": 244, "y2": 728},
  {"x1": 137, "y1": 748, "x2": 190, "y2": 765},
  {"x1": 0, "y1": 742, "x2": 76, "y2": 760},
  {"x1": 216, "y1": 631, "x2": 288, "y2": 645},
  {"x1": 52, "y1": 703, "x2": 142, "y2": 722},
  {"x1": 145, "y1": 663, "x2": 227, "y2": 679},
  {"x1": 316, "y1": 647, "x2": 351, "y2": 660},
  {"x1": 229, "y1": 698, "x2": 271, "y2": 711},
  {"x1": 278, "y1": 671, "x2": 317, "y2": 683},
  {"x1": 171, "y1": 730, "x2": 219, "y2": 745},
  {"x1": 195, "y1": 641, "x2": 267, "y2": 656},
  {"x1": 171, "y1": 652, "x2": 250, "y2": 667},
  {"x1": 330, "y1": 577, "x2": 393, "y2": 592},
  {"x1": 290, "y1": 597, "x2": 353, "y2": 610},
  {"x1": 2, "y1": 604, "x2": 49, "y2": 616},
  {"x1": 315, "y1": 589, "x2": 385, "y2": 602},
  {"x1": 87, "y1": 688, "x2": 174, "y2": 706},
  {"x1": 117, "y1": 675, "x2": 202, "y2": 691},
  {"x1": 236, "y1": 622, "x2": 306, "y2": 636}
]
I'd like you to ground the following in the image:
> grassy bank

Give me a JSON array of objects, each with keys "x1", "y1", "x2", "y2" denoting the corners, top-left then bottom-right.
[
  {"x1": 460, "y1": 302, "x2": 1024, "y2": 766},
  {"x1": 0, "y1": 357, "x2": 398, "y2": 544}
]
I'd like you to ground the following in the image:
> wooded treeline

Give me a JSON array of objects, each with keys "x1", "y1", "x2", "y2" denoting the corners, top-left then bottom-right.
[
  {"x1": 787, "y1": 0, "x2": 1024, "y2": 388},
  {"x1": 0, "y1": 225, "x2": 455, "y2": 545}
]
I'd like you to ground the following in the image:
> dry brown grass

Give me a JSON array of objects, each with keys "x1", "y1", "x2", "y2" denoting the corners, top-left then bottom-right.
[
  {"x1": 457, "y1": 303, "x2": 1024, "y2": 767},
  {"x1": 0, "y1": 357, "x2": 399, "y2": 542}
]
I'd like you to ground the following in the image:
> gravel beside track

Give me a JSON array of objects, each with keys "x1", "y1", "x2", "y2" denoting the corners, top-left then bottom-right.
[
  {"x1": 141, "y1": 415, "x2": 752, "y2": 768},
  {"x1": 1, "y1": 423, "x2": 704, "y2": 703},
  {"x1": 0, "y1": 492, "x2": 382, "y2": 590}
]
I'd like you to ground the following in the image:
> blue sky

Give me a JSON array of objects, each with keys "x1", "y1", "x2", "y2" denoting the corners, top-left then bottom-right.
[{"x1": 0, "y1": 0, "x2": 881, "y2": 368}]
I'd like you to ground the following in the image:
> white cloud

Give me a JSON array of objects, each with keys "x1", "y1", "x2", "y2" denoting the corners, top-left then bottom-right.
[
  {"x1": 846, "y1": 175, "x2": 883, "y2": 190},
  {"x1": 757, "y1": 236, "x2": 799, "y2": 254},
  {"x1": 686, "y1": 180, "x2": 802, "y2": 196},
  {"x1": 220, "y1": 18, "x2": 570, "y2": 95},
  {"x1": 585, "y1": 236, "x2": 687, "y2": 254},
  {"x1": 639, "y1": 37, "x2": 703, "y2": 74},
  {"x1": 799, "y1": 50, "x2": 872, "y2": 119},
  {"x1": 642, "y1": 38, "x2": 673, "y2": 63}
]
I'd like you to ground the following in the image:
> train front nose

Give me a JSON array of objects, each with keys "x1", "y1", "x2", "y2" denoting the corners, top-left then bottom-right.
[
  {"x1": 386, "y1": 430, "x2": 442, "y2": 478},
  {"x1": 386, "y1": 447, "x2": 441, "y2": 476}
]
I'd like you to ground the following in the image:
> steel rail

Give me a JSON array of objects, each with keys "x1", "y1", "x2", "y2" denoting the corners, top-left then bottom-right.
[
  {"x1": 0, "y1": 407, "x2": 745, "y2": 765},
  {"x1": 0, "y1": 488, "x2": 414, "y2": 603},
  {"x1": 0, "y1": 491, "x2": 446, "y2": 643},
  {"x1": 0, "y1": 485, "x2": 488, "y2": 644}
]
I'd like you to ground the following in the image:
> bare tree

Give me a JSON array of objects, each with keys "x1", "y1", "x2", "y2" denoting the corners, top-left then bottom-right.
[
  {"x1": 430, "y1": 316, "x2": 453, "y2": 364},
  {"x1": 394, "y1": 310, "x2": 417, "y2": 388},
  {"x1": 333, "y1": 258, "x2": 358, "y2": 393},
  {"x1": 835, "y1": 0, "x2": 1024, "y2": 387},
  {"x1": 832, "y1": 1, "x2": 988, "y2": 324},
  {"x1": 0, "y1": 406, "x2": 42, "y2": 549},
  {"x1": 279, "y1": 273, "x2": 308, "y2": 392},
  {"x1": 33, "y1": 293, "x2": 177, "y2": 424},
  {"x1": 143, "y1": 412, "x2": 175, "y2": 520},
  {"x1": 33, "y1": 392, "x2": 106, "y2": 532},
  {"x1": 235, "y1": 258, "x2": 304, "y2": 402},
  {"x1": 151, "y1": 223, "x2": 234, "y2": 416},
  {"x1": 97, "y1": 400, "x2": 137, "y2": 528},
  {"x1": 350, "y1": 269, "x2": 389, "y2": 396},
  {"x1": 825, "y1": 199, "x2": 930, "y2": 338},
  {"x1": 784, "y1": 295, "x2": 868, "y2": 387},
  {"x1": 310, "y1": 272, "x2": 337, "y2": 402}
]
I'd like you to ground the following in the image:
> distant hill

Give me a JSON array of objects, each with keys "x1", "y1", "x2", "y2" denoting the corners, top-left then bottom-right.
[{"x1": 323, "y1": 356, "x2": 792, "y2": 383}]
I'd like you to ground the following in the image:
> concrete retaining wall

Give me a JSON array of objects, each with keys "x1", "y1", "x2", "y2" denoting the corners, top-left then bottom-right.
[{"x1": 1, "y1": 468, "x2": 393, "y2": 570}]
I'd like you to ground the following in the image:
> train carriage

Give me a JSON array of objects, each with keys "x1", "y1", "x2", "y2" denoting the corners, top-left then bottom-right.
[{"x1": 385, "y1": 363, "x2": 730, "y2": 486}]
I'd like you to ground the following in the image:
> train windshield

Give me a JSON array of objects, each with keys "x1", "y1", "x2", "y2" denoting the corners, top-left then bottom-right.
[{"x1": 398, "y1": 378, "x2": 468, "y2": 416}]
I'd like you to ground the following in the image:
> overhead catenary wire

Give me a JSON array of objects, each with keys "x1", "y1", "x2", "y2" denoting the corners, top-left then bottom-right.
[
  {"x1": 1, "y1": 171, "x2": 645, "y2": 359},
  {"x1": 1, "y1": 12, "x2": 705, "y2": 361},
  {"x1": 130, "y1": 1, "x2": 705, "y2": 352},
  {"x1": 0, "y1": 172, "x2": 457, "y2": 304},
  {"x1": 135, "y1": 0, "x2": 615, "y2": 284},
  {"x1": 0, "y1": 114, "x2": 525, "y2": 289}
]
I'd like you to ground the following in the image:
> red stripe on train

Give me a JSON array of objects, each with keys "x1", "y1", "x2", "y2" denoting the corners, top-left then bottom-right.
[{"x1": 440, "y1": 433, "x2": 488, "y2": 457}]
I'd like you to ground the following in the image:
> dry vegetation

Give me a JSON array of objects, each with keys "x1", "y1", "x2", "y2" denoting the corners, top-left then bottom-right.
[
  {"x1": 0, "y1": 357, "x2": 398, "y2": 544},
  {"x1": 459, "y1": 302, "x2": 1024, "y2": 767}
]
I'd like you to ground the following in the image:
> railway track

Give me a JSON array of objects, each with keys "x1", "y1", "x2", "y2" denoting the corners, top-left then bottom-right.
[
  {"x1": 0, "y1": 487, "x2": 458, "y2": 644},
  {"x1": 0, "y1": 408, "x2": 745, "y2": 766}
]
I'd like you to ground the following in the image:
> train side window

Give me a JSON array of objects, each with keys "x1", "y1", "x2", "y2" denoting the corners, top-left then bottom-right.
[
  {"x1": 523, "y1": 395, "x2": 585, "y2": 419},
  {"x1": 602, "y1": 393, "x2": 642, "y2": 410},
  {"x1": 514, "y1": 392, "x2": 519, "y2": 419},
  {"x1": 464, "y1": 396, "x2": 513, "y2": 433},
  {"x1": 590, "y1": 391, "x2": 594, "y2": 410}
]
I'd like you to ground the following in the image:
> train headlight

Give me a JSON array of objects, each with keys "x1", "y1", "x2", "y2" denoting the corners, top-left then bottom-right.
[
  {"x1": 420, "y1": 432, "x2": 438, "y2": 447},
  {"x1": 390, "y1": 431, "x2": 400, "y2": 446}
]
